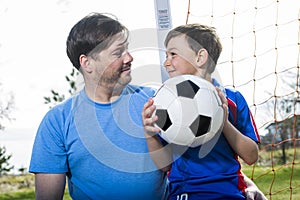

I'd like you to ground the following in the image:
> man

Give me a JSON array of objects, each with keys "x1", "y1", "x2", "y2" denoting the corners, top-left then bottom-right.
[{"x1": 29, "y1": 13, "x2": 167, "y2": 200}]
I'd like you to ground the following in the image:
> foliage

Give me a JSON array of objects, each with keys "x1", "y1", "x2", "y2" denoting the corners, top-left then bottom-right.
[
  {"x1": 261, "y1": 71, "x2": 300, "y2": 164},
  {"x1": 0, "y1": 85, "x2": 14, "y2": 130},
  {"x1": 0, "y1": 146, "x2": 14, "y2": 176},
  {"x1": 0, "y1": 85, "x2": 15, "y2": 175},
  {"x1": 262, "y1": 115, "x2": 300, "y2": 165},
  {"x1": 44, "y1": 68, "x2": 79, "y2": 108},
  {"x1": 0, "y1": 174, "x2": 71, "y2": 200}
]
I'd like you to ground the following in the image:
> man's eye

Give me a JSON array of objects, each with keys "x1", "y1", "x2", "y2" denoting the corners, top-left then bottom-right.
[
  {"x1": 170, "y1": 52, "x2": 177, "y2": 56},
  {"x1": 113, "y1": 50, "x2": 123, "y2": 57}
]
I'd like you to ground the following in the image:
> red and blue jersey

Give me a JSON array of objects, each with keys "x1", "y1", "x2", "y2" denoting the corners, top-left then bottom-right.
[{"x1": 167, "y1": 81, "x2": 260, "y2": 200}]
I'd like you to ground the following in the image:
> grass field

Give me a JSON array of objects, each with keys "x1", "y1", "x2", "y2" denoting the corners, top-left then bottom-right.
[
  {"x1": 242, "y1": 164, "x2": 300, "y2": 200},
  {"x1": 0, "y1": 174, "x2": 71, "y2": 200},
  {"x1": 0, "y1": 148, "x2": 299, "y2": 199},
  {"x1": 242, "y1": 147, "x2": 300, "y2": 200}
]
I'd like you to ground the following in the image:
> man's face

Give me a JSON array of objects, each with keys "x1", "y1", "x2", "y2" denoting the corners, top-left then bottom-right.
[{"x1": 90, "y1": 32, "x2": 133, "y2": 90}]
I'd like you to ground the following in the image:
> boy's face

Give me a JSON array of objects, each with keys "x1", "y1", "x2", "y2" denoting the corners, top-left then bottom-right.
[{"x1": 164, "y1": 35, "x2": 200, "y2": 78}]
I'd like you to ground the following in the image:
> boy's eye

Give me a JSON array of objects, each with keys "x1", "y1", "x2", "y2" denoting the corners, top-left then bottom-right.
[
  {"x1": 170, "y1": 52, "x2": 177, "y2": 56},
  {"x1": 165, "y1": 51, "x2": 177, "y2": 59}
]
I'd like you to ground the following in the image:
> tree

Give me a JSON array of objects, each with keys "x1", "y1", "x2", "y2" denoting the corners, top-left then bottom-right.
[
  {"x1": 0, "y1": 85, "x2": 15, "y2": 175},
  {"x1": 262, "y1": 70, "x2": 300, "y2": 164},
  {"x1": 44, "y1": 68, "x2": 79, "y2": 108},
  {"x1": 0, "y1": 86, "x2": 14, "y2": 130},
  {"x1": 0, "y1": 146, "x2": 14, "y2": 176}
]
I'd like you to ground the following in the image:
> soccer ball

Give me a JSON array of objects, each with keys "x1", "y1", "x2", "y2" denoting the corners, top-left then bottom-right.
[{"x1": 152, "y1": 75, "x2": 224, "y2": 147}]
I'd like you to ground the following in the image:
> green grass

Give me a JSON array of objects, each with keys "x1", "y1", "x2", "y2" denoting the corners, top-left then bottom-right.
[
  {"x1": 243, "y1": 164, "x2": 300, "y2": 200},
  {"x1": 0, "y1": 190, "x2": 71, "y2": 200},
  {"x1": 242, "y1": 147, "x2": 300, "y2": 200},
  {"x1": 0, "y1": 174, "x2": 71, "y2": 200},
  {"x1": 0, "y1": 190, "x2": 35, "y2": 200}
]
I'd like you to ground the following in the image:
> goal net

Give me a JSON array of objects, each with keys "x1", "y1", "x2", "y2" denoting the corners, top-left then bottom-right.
[{"x1": 168, "y1": 0, "x2": 299, "y2": 199}]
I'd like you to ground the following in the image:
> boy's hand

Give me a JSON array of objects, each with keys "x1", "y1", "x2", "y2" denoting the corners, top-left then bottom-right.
[
  {"x1": 215, "y1": 87, "x2": 229, "y2": 127},
  {"x1": 142, "y1": 98, "x2": 161, "y2": 136}
]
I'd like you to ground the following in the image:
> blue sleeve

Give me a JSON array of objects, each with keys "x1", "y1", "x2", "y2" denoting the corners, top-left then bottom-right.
[{"x1": 29, "y1": 107, "x2": 68, "y2": 173}]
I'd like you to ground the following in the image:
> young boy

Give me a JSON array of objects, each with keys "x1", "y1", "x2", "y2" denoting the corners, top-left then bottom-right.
[{"x1": 142, "y1": 24, "x2": 262, "y2": 199}]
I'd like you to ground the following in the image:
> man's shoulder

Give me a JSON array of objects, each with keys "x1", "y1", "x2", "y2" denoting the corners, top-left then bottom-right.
[
  {"x1": 126, "y1": 84, "x2": 156, "y2": 96},
  {"x1": 44, "y1": 91, "x2": 80, "y2": 120}
]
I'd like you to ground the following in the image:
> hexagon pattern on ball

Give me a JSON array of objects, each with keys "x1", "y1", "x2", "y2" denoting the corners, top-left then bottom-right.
[{"x1": 152, "y1": 75, "x2": 224, "y2": 147}]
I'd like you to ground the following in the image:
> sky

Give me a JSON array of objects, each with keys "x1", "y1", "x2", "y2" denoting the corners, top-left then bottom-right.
[
  {"x1": 0, "y1": 0, "x2": 159, "y2": 129},
  {"x1": 0, "y1": 0, "x2": 182, "y2": 172},
  {"x1": 0, "y1": 0, "x2": 299, "y2": 172}
]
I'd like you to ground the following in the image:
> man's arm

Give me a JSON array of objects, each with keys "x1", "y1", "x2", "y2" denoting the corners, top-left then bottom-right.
[{"x1": 35, "y1": 173, "x2": 66, "y2": 200}]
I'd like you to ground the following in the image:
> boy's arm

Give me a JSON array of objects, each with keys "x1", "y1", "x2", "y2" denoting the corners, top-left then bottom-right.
[
  {"x1": 216, "y1": 88, "x2": 259, "y2": 165},
  {"x1": 222, "y1": 121, "x2": 259, "y2": 165},
  {"x1": 142, "y1": 98, "x2": 172, "y2": 172}
]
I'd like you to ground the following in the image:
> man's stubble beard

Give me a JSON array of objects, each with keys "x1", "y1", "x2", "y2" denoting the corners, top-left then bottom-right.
[{"x1": 98, "y1": 71, "x2": 132, "y2": 94}]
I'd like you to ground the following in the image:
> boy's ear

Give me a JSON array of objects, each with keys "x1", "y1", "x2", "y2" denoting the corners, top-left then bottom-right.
[
  {"x1": 196, "y1": 48, "x2": 208, "y2": 67},
  {"x1": 79, "y1": 54, "x2": 93, "y2": 73}
]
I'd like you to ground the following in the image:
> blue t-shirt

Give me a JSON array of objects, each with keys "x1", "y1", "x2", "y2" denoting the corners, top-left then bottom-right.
[
  {"x1": 29, "y1": 85, "x2": 168, "y2": 200},
  {"x1": 167, "y1": 82, "x2": 260, "y2": 200}
]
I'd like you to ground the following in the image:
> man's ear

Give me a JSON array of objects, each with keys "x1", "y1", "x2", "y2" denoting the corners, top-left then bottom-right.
[
  {"x1": 196, "y1": 48, "x2": 208, "y2": 67},
  {"x1": 79, "y1": 54, "x2": 93, "y2": 73}
]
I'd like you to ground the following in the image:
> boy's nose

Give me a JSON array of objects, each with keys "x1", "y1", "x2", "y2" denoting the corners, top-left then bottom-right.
[{"x1": 163, "y1": 58, "x2": 170, "y2": 68}]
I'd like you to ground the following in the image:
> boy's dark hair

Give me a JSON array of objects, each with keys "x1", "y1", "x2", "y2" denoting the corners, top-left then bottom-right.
[
  {"x1": 164, "y1": 24, "x2": 222, "y2": 73},
  {"x1": 66, "y1": 12, "x2": 128, "y2": 70}
]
